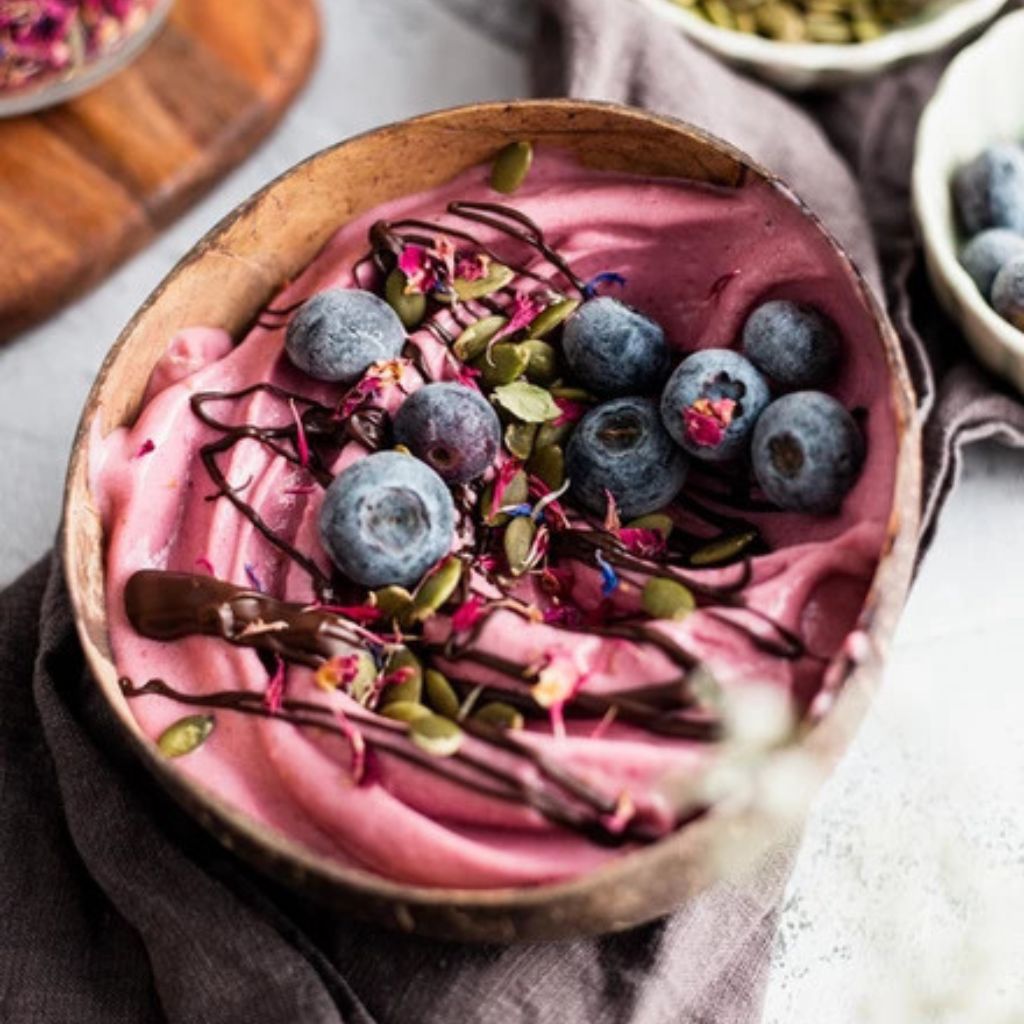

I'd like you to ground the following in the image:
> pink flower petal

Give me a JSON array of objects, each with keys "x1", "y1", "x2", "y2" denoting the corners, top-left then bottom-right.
[
  {"x1": 552, "y1": 398, "x2": 588, "y2": 427},
  {"x1": 603, "y1": 489, "x2": 621, "y2": 532},
  {"x1": 333, "y1": 709, "x2": 367, "y2": 784},
  {"x1": 496, "y1": 293, "x2": 545, "y2": 339},
  {"x1": 617, "y1": 527, "x2": 667, "y2": 559},
  {"x1": 451, "y1": 595, "x2": 485, "y2": 633},
  {"x1": 264, "y1": 655, "x2": 286, "y2": 714},
  {"x1": 683, "y1": 397, "x2": 736, "y2": 448}
]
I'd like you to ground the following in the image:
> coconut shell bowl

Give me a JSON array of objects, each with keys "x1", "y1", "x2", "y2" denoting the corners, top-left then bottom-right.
[{"x1": 63, "y1": 100, "x2": 921, "y2": 943}]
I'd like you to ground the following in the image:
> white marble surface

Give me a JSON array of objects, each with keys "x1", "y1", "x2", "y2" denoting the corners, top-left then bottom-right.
[{"x1": 2, "y1": 1, "x2": 1023, "y2": 1020}]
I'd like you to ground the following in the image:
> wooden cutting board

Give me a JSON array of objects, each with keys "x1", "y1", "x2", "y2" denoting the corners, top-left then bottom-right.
[{"x1": 0, "y1": 0, "x2": 319, "y2": 342}]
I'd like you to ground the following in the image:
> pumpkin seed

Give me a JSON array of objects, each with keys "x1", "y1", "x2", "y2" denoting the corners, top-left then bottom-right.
[
  {"x1": 642, "y1": 577, "x2": 696, "y2": 621},
  {"x1": 521, "y1": 339, "x2": 559, "y2": 384},
  {"x1": 504, "y1": 516, "x2": 537, "y2": 576},
  {"x1": 408, "y1": 556, "x2": 463, "y2": 624},
  {"x1": 626, "y1": 513, "x2": 674, "y2": 540},
  {"x1": 453, "y1": 315, "x2": 507, "y2": 361},
  {"x1": 689, "y1": 530, "x2": 758, "y2": 567},
  {"x1": 548, "y1": 385, "x2": 595, "y2": 402},
  {"x1": 505, "y1": 420, "x2": 539, "y2": 460},
  {"x1": 157, "y1": 714, "x2": 215, "y2": 758},
  {"x1": 425, "y1": 668, "x2": 461, "y2": 719},
  {"x1": 472, "y1": 701, "x2": 525, "y2": 731},
  {"x1": 527, "y1": 298, "x2": 580, "y2": 340},
  {"x1": 490, "y1": 140, "x2": 534, "y2": 194},
  {"x1": 374, "y1": 585, "x2": 414, "y2": 621},
  {"x1": 381, "y1": 647, "x2": 423, "y2": 705},
  {"x1": 535, "y1": 420, "x2": 572, "y2": 450},
  {"x1": 492, "y1": 381, "x2": 561, "y2": 423},
  {"x1": 452, "y1": 263, "x2": 515, "y2": 302},
  {"x1": 381, "y1": 700, "x2": 431, "y2": 724},
  {"x1": 385, "y1": 269, "x2": 426, "y2": 329},
  {"x1": 409, "y1": 713, "x2": 464, "y2": 757},
  {"x1": 527, "y1": 444, "x2": 565, "y2": 490},
  {"x1": 476, "y1": 342, "x2": 530, "y2": 388}
]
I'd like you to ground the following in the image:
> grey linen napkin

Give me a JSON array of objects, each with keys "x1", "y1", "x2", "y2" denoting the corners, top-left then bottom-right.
[{"x1": 6, "y1": 4, "x2": 1024, "y2": 1024}]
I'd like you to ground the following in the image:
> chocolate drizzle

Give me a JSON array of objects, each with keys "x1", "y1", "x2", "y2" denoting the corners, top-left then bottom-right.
[{"x1": 119, "y1": 676, "x2": 695, "y2": 846}]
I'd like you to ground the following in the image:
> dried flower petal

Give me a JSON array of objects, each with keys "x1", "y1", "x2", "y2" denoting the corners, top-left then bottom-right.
[
  {"x1": 315, "y1": 653, "x2": 362, "y2": 692},
  {"x1": 397, "y1": 245, "x2": 439, "y2": 295},
  {"x1": 264, "y1": 655, "x2": 286, "y2": 714},
  {"x1": 552, "y1": 397, "x2": 588, "y2": 427},
  {"x1": 454, "y1": 251, "x2": 490, "y2": 281},
  {"x1": 594, "y1": 551, "x2": 620, "y2": 597},
  {"x1": 288, "y1": 398, "x2": 310, "y2": 468},
  {"x1": 617, "y1": 527, "x2": 667, "y2": 559},
  {"x1": 582, "y1": 271, "x2": 628, "y2": 298},
  {"x1": 684, "y1": 397, "x2": 736, "y2": 448},
  {"x1": 333, "y1": 709, "x2": 367, "y2": 784},
  {"x1": 339, "y1": 358, "x2": 411, "y2": 418},
  {"x1": 244, "y1": 563, "x2": 264, "y2": 592},
  {"x1": 496, "y1": 292, "x2": 546, "y2": 340},
  {"x1": 451, "y1": 594, "x2": 485, "y2": 633},
  {"x1": 603, "y1": 489, "x2": 621, "y2": 532}
]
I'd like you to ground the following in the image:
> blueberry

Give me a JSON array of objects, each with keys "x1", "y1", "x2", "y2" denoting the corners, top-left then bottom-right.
[
  {"x1": 992, "y1": 254, "x2": 1024, "y2": 329},
  {"x1": 285, "y1": 289, "x2": 406, "y2": 383},
  {"x1": 952, "y1": 144, "x2": 1024, "y2": 236},
  {"x1": 659, "y1": 349, "x2": 770, "y2": 462},
  {"x1": 960, "y1": 229, "x2": 1024, "y2": 299},
  {"x1": 565, "y1": 397, "x2": 688, "y2": 519},
  {"x1": 393, "y1": 382, "x2": 501, "y2": 483},
  {"x1": 751, "y1": 392, "x2": 864, "y2": 514},
  {"x1": 562, "y1": 297, "x2": 670, "y2": 397},
  {"x1": 319, "y1": 451, "x2": 455, "y2": 588},
  {"x1": 742, "y1": 300, "x2": 840, "y2": 387}
]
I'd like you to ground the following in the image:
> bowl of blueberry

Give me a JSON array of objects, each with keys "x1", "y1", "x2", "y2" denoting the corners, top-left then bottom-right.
[
  {"x1": 64, "y1": 100, "x2": 921, "y2": 940},
  {"x1": 914, "y1": 9, "x2": 1024, "y2": 395}
]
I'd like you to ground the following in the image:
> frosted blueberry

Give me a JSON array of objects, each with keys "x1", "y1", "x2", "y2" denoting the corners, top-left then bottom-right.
[
  {"x1": 319, "y1": 451, "x2": 454, "y2": 588},
  {"x1": 742, "y1": 300, "x2": 840, "y2": 388},
  {"x1": 285, "y1": 289, "x2": 406, "y2": 383},
  {"x1": 751, "y1": 391, "x2": 864, "y2": 514},
  {"x1": 992, "y1": 254, "x2": 1024, "y2": 330},
  {"x1": 562, "y1": 298, "x2": 670, "y2": 397},
  {"x1": 959, "y1": 229, "x2": 1024, "y2": 299},
  {"x1": 660, "y1": 349, "x2": 770, "y2": 462},
  {"x1": 952, "y1": 144, "x2": 1024, "y2": 236},
  {"x1": 565, "y1": 397, "x2": 688, "y2": 519},
  {"x1": 393, "y1": 383, "x2": 501, "y2": 483}
]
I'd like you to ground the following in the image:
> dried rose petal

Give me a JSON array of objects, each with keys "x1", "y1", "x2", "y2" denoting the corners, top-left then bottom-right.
[
  {"x1": 451, "y1": 595, "x2": 485, "y2": 633},
  {"x1": 264, "y1": 655, "x2": 286, "y2": 714},
  {"x1": 683, "y1": 397, "x2": 736, "y2": 448}
]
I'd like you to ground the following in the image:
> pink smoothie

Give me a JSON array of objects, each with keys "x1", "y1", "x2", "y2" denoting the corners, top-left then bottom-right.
[{"x1": 91, "y1": 150, "x2": 896, "y2": 888}]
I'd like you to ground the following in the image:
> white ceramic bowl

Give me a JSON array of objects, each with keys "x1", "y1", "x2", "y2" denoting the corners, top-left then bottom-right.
[
  {"x1": 639, "y1": 0, "x2": 1007, "y2": 90},
  {"x1": 913, "y1": 9, "x2": 1024, "y2": 395}
]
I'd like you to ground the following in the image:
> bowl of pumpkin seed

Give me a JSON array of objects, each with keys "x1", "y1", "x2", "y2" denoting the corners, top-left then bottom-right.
[{"x1": 639, "y1": 0, "x2": 1007, "y2": 89}]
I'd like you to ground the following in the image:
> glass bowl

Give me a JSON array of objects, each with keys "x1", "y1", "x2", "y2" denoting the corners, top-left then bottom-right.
[{"x1": 0, "y1": 0, "x2": 173, "y2": 118}]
